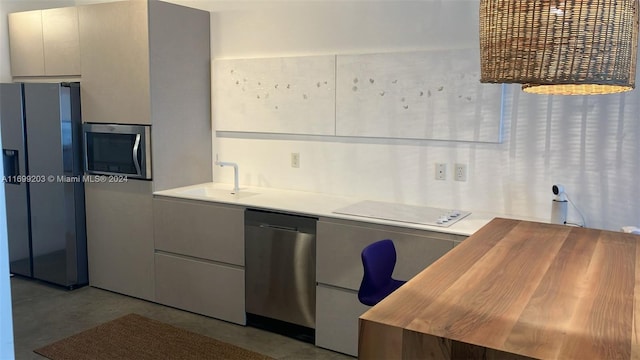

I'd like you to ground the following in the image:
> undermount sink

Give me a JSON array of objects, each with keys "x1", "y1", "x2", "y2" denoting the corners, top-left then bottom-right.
[{"x1": 178, "y1": 187, "x2": 258, "y2": 199}]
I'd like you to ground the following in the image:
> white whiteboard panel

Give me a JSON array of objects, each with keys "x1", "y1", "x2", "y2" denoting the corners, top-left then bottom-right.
[
  {"x1": 213, "y1": 56, "x2": 336, "y2": 135},
  {"x1": 335, "y1": 49, "x2": 503, "y2": 143}
]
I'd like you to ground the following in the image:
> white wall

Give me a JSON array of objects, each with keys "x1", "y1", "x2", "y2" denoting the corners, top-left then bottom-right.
[
  {"x1": 0, "y1": 129, "x2": 14, "y2": 360},
  {"x1": 194, "y1": 0, "x2": 639, "y2": 231}
]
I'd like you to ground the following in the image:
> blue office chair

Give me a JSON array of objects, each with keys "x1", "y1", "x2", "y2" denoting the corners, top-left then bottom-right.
[{"x1": 358, "y1": 239, "x2": 407, "y2": 306}]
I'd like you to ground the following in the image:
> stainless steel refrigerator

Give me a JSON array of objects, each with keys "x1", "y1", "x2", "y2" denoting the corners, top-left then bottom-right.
[{"x1": 0, "y1": 82, "x2": 87, "y2": 289}]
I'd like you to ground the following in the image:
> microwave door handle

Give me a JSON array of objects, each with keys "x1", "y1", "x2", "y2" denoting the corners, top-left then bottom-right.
[{"x1": 132, "y1": 134, "x2": 142, "y2": 176}]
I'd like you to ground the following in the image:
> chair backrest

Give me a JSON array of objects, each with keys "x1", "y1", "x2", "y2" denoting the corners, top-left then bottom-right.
[{"x1": 358, "y1": 239, "x2": 398, "y2": 305}]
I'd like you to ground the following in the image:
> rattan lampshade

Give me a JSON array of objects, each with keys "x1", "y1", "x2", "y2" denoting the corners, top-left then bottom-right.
[{"x1": 480, "y1": 0, "x2": 639, "y2": 95}]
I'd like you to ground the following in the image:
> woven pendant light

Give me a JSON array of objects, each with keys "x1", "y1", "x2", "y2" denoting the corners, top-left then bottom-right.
[{"x1": 480, "y1": 0, "x2": 639, "y2": 95}]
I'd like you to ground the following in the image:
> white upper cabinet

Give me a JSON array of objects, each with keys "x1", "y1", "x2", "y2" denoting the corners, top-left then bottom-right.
[
  {"x1": 77, "y1": 1, "x2": 151, "y2": 125},
  {"x1": 212, "y1": 55, "x2": 337, "y2": 136},
  {"x1": 8, "y1": 10, "x2": 45, "y2": 76},
  {"x1": 8, "y1": 7, "x2": 81, "y2": 77},
  {"x1": 41, "y1": 7, "x2": 82, "y2": 76}
]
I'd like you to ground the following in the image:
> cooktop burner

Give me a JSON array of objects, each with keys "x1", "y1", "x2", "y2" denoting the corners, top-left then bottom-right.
[{"x1": 333, "y1": 200, "x2": 471, "y2": 227}]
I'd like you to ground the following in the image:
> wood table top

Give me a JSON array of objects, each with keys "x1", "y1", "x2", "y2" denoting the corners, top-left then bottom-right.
[{"x1": 359, "y1": 217, "x2": 640, "y2": 359}]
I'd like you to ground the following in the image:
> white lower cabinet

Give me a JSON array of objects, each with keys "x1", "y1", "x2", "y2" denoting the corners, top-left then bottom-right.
[
  {"x1": 152, "y1": 196, "x2": 246, "y2": 324},
  {"x1": 149, "y1": 197, "x2": 467, "y2": 355},
  {"x1": 155, "y1": 252, "x2": 245, "y2": 325},
  {"x1": 85, "y1": 181, "x2": 155, "y2": 301},
  {"x1": 315, "y1": 217, "x2": 467, "y2": 356},
  {"x1": 315, "y1": 284, "x2": 370, "y2": 356}
]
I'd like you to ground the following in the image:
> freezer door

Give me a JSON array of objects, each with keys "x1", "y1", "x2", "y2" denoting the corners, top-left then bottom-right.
[
  {"x1": 0, "y1": 83, "x2": 31, "y2": 277},
  {"x1": 23, "y1": 83, "x2": 86, "y2": 287}
]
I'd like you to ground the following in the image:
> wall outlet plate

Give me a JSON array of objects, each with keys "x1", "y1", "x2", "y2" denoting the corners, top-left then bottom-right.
[
  {"x1": 455, "y1": 163, "x2": 467, "y2": 181},
  {"x1": 435, "y1": 163, "x2": 446, "y2": 180}
]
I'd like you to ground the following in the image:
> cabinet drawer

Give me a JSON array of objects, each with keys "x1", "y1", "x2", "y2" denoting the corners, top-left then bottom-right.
[
  {"x1": 155, "y1": 252, "x2": 245, "y2": 325},
  {"x1": 315, "y1": 284, "x2": 369, "y2": 356},
  {"x1": 153, "y1": 197, "x2": 244, "y2": 265},
  {"x1": 317, "y1": 218, "x2": 460, "y2": 290}
]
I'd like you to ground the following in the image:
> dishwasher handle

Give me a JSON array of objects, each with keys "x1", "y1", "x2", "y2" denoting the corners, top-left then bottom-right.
[{"x1": 258, "y1": 223, "x2": 299, "y2": 232}]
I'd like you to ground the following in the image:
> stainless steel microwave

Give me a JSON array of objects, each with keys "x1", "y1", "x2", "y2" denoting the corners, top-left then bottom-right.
[{"x1": 83, "y1": 123, "x2": 152, "y2": 180}]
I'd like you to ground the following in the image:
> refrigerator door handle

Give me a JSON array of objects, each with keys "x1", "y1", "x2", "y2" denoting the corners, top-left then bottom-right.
[{"x1": 132, "y1": 134, "x2": 141, "y2": 176}]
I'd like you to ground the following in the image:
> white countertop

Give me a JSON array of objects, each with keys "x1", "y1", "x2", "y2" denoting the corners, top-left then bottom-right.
[{"x1": 153, "y1": 182, "x2": 542, "y2": 237}]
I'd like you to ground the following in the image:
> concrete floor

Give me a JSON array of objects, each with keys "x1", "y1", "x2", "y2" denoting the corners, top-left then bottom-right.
[{"x1": 10, "y1": 276, "x2": 354, "y2": 360}]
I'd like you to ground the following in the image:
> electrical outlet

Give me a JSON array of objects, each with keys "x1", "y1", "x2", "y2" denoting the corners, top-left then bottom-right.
[
  {"x1": 291, "y1": 153, "x2": 300, "y2": 168},
  {"x1": 455, "y1": 163, "x2": 467, "y2": 181},
  {"x1": 435, "y1": 163, "x2": 446, "y2": 180}
]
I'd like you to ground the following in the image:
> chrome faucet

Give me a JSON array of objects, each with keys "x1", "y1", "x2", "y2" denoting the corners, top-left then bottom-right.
[{"x1": 215, "y1": 155, "x2": 239, "y2": 194}]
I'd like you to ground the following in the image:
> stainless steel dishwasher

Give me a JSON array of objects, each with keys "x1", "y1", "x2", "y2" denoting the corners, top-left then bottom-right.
[{"x1": 245, "y1": 209, "x2": 317, "y2": 342}]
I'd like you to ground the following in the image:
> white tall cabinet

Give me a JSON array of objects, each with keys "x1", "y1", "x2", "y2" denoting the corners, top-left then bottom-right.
[{"x1": 77, "y1": 0, "x2": 212, "y2": 301}]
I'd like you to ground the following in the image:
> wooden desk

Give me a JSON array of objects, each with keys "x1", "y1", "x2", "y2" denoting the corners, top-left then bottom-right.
[{"x1": 359, "y1": 218, "x2": 640, "y2": 359}]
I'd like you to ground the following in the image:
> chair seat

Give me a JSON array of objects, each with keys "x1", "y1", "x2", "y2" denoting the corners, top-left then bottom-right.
[{"x1": 358, "y1": 278, "x2": 406, "y2": 306}]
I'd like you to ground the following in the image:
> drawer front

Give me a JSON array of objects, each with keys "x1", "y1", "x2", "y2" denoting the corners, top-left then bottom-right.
[
  {"x1": 155, "y1": 252, "x2": 245, "y2": 325},
  {"x1": 154, "y1": 197, "x2": 244, "y2": 265},
  {"x1": 317, "y1": 219, "x2": 460, "y2": 290},
  {"x1": 315, "y1": 284, "x2": 369, "y2": 356}
]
